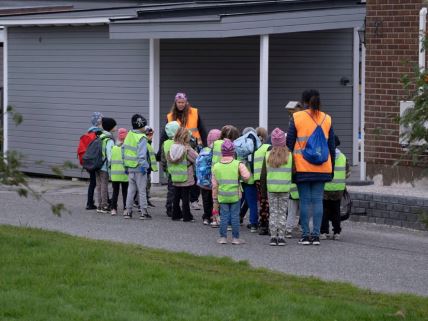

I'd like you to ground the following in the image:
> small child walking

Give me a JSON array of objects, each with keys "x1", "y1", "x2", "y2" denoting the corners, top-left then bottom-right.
[
  {"x1": 123, "y1": 114, "x2": 151, "y2": 220},
  {"x1": 161, "y1": 121, "x2": 180, "y2": 217},
  {"x1": 320, "y1": 135, "x2": 350, "y2": 240},
  {"x1": 96, "y1": 117, "x2": 117, "y2": 213},
  {"x1": 261, "y1": 128, "x2": 291, "y2": 246},
  {"x1": 212, "y1": 139, "x2": 250, "y2": 245},
  {"x1": 167, "y1": 127, "x2": 199, "y2": 222},
  {"x1": 197, "y1": 129, "x2": 221, "y2": 225},
  {"x1": 110, "y1": 128, "x2": 129, "y2": 216}
]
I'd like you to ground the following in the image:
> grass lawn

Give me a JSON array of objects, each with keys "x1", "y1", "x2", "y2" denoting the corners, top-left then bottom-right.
[{"x1": 0, "y1": 225, "x2": 427, "y2": 321}]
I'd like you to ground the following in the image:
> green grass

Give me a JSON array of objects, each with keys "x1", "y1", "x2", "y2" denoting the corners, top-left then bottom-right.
[{"x1": 0, "y1": 225, "x2": 427, "y2": 321}]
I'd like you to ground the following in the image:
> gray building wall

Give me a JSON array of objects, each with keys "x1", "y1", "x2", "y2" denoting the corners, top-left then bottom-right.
[
  {"x1": 269, "y1": 29, "x2": 354, "y2": 161},
  {"x1": 7, "y1": 25, "x2": 149, "y2": 176},
  {"x1": 159, "y1": 37, "x2": 260, "y2": 132}
]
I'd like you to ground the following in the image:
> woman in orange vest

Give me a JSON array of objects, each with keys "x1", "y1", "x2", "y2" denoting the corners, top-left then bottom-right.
[
  {"x1": 158, "y1": 93, "x2": 208, "y2": 210},
  {"x1": 286, "y1": 90, "x2": 336, "y2": 246}
]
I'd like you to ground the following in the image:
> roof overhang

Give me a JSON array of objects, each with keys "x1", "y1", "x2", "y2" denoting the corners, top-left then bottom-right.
[{"x1": 109, "y1": 6, "x2": 366, "y2": 39}]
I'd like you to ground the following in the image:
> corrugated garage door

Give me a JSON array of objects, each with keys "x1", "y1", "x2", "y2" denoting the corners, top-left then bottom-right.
[
  {"x1": 7, "y1": 26, "x2": 150, "y2": 176},
  {"x1": 160, "y1": 37, "x2": 260, "y2": 135},
  {"x1": 269, "y1": 29, "x2": 354, "y2": 162}
]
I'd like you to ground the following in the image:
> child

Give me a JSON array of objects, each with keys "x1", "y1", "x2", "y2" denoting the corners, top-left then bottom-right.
[
  {"x1": 284, "y1": 100, "x2": 304, "y2": 238},
  {"x1": 82, "y1": 111, "x2": 103, "y2": 210},
  {"x1": 110, "y1": 128, "x2": 128, "y2": 216},
  {"x1": 285, "y1": 182, "x2": 300, "y2": 238},
  {"x1": 167, "y1": 127, "x2": 199, "y2": 222},
  {"x1": 320, "y1": 135, "x2": 350, "y2": 240},
  {"x1": 123, "y1": 114, "x2": 151, "y2": 220},
  {"x1": 161, "y1": 121, "x2": 180, "y2": 217},
  {"x1": 96, "y1": 117, "x2": 117, "y2": 213},
  {"x1": 240, "y1": 127, "x2": 260, "y2": 233},
  {"x1": 254, "y1": 127, "x2": 271, "y2": 235},
  {"x1": 212, "y1": 139, "x2": 250, "y2": 245},
  {"x1": 145, "y1": 126, "x2": 158, "y2": 208},
  {"x1": 197, "y1": 129, "x2": 221, "y2": 225},
  {"x1": 261, "y1": 128, "x2": 291, "y2": 246},
  {"x1": 211, "y1": 125, "x2": 240, "y2": 227}
]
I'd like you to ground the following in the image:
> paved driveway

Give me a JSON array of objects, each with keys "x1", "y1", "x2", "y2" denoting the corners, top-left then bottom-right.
[{"x1": 1, "y1": 180, "x2": 427, "y2": 296}]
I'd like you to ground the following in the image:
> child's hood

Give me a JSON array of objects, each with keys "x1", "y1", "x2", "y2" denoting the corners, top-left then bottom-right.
[{"x1": 168, "y1": 144, "x2": 186, "y2": 163}]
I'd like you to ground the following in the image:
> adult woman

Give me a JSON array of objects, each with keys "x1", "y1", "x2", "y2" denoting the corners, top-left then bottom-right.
[
  {"x1": 158, "y1": 93, "x2": 208, "y2": 209},
  {"x1": 286, "y1": 90, "x2": 336, "y2": 246}
]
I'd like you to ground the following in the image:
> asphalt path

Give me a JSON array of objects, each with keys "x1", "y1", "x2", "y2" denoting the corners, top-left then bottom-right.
[{"x1": 1, "y1": 180, "x2": 427, "y2": 296}]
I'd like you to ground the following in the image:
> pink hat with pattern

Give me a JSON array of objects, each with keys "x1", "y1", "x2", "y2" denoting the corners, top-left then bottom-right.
[
  {"x1": 271, "y1": 128, "x2": 286, "y2": 147},
  {"x1": 175, "y1": 92, "x2": 187, "y2": 101},
  {"x1": 207, "y1": 129, "x2": 221, "y2": 147}
]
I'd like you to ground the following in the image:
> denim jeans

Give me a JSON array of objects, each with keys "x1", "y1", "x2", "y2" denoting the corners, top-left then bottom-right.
[
  {"x1": 297, "y1": 181, "x2": 325, "y2": 237},
  {"x1": 220, "y1": 201, "x2": 240, "y2": 239},
  {"x1": 242, "y1": 183, "x2": 258, "y2": 225}
]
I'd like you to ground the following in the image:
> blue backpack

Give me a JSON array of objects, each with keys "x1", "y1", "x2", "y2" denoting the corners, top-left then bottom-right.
[
  {"x1": 234, "y1": 131, "x2": 261, "y2": 159},
  {"x1": 300, "y1": 112, "x2": 329, "y2": 165},
  {"x1": 196, "y1": 147, "x2": 213, "y2": 188}
]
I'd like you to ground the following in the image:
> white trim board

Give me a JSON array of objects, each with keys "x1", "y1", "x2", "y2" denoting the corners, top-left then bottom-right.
[{"x1": 149, "y1": 39, "x2": 160, "y2": 184}]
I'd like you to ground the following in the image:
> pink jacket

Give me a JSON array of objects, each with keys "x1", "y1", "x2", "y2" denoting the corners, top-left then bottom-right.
[{"x1": 212, "y1": 156, "x2": 250, "y2": 202}]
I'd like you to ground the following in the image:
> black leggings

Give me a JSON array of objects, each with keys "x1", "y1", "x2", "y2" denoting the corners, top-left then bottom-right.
[
  {"x1": 172, "y1": 186, "x2": 193, "y2": 221},
  {"x1": 111, "y1": 182, "x2": 128, "y2": 210}
]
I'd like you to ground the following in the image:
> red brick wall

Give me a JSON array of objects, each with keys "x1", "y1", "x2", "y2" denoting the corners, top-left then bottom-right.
[{"x1": 365, "y1": 0, "x2": 424, "y2": 167}]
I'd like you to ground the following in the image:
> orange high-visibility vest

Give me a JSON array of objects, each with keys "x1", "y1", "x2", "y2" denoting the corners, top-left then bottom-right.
[
  {"x1": 293, "y1": 110, "x2": 332, "y2": 173},
  {"x1": 167, "y1": 107, "x2": 201, "y2": 140}
]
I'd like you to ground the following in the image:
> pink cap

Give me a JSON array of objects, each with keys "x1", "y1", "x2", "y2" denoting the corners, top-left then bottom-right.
[
  {"x1": 271, "y1": 128, "x2": 286, "y2": 147},
  {"x1": 207, "y1": 129, "x2": 221, "y2": 147},
  {"x1": 175, "y1": 92, "x2": 187, "y2": 101},
  {"x1": 118, "y1": 128, "x2": 128, "y2": 142}
]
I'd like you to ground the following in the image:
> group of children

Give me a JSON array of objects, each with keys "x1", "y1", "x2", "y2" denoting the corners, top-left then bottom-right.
[{"x1": 81, "y1": 98, "x2": 349, "y2": 246}]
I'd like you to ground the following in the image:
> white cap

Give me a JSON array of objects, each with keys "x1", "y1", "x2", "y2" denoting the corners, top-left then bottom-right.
[{"x1": 285, "y1": 101, "x2": 302, "y2": 110}]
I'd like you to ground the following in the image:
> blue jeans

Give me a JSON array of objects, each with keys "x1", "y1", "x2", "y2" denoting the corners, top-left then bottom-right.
[
  {"x1": 243, "y1": 183, "x2": 258, "y2": 225},
  {"x1": 297, "y1": 181, "x2": 325, "y2": 237},
  {"x1": 220, "y1": 202, "x2": 240, "y2": 239}
]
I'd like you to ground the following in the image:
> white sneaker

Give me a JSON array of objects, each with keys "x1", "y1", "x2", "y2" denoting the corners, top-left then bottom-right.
[
  {"x1": 217, "y1": 237, "x2": 227, "y2": 244},
  {"x1": 227, "y1": 225, "x2": 232, "y2": 231},
  {"x1": 111, "y1": 209, "x2": 117, "y2": 216},
  {"x1": 232, "y1": 238, "x2": 245, "y2": 245},
  {"x1": 203, "y1": 219, "x2": 210, "y2": 225},
  {"x1": 211, "y1": 220, "x2": 219, "y2": 228},
  {"x1": 190, "y1": 202, "x2": 201, "y2": 210},
  {"x1": 320, "y1": 233, "x2": 329, "y2": 240},
  {"x1": 333, "y1": 233, "x2": 340, "y2": 240}
]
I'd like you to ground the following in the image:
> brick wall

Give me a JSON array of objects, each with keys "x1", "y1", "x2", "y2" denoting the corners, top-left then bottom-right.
[{"x1": 365, "y1": 0, "x2": 424, "y2": 168}]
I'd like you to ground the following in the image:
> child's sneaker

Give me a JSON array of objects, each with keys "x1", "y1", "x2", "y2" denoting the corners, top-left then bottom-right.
[
  {"x1": 211, "y1": 220, "x2": 219, "y2": 228},
  {"x1": 190, "y1": 201, "x2": 201, "y2": 210},
  {"x1": 140, "y1": 209, "x2": 152, "y2": 220},
  {"x1": 123, "y1": 210, "x2": 132, "y2": 219},
  {"x1": 320, "y1": 233, "x2": 329, "y2": 240},
  {"x1": 203, "y1": 219, "x2": 210, "y2": 225},
  {"x1": 217, "y1": 237, "x2": 227, "y2": 244},
  {"x1": 99, "y1": 206, "x2": 110, "y2": 214},
  {"x1": 258, "y1": 225, "x2": 269, "y2": 235},
  {"x1": 111, "y1": 209, "x2": 117, "y2": 216},
  {"x1": 333, "y1": 233, "x2": 340, "y2": 240},
  {"x1": 277, "y1": 238, "x2": 286, "y2": 246},
  {"x1": 285, "y1": 230, "x2": 293, "y2": 239},
  {"x1": 269, "y1": 237, "x2": 278, "y2": 246},
  {"x1": 231, "y1": 238, "x2": 245, "y2": 245}
]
